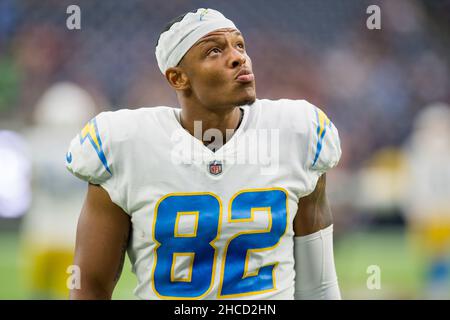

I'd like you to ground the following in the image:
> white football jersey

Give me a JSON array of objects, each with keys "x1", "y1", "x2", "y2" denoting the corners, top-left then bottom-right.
[{"x1": 66, "y1": 98, "x2": 341, "y2": 300}]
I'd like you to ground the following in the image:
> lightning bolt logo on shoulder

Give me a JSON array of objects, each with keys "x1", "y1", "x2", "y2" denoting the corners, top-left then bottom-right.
[
  {"x1": 79, "y1": 118, "x2": 112, "y2": 175},
  {"x1": 312, "y1": 108, "x2": 332, "y2": 167}
]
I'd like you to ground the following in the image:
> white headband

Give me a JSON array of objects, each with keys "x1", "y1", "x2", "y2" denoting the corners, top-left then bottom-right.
[{"x1": 155, "y1": 8, "x2": 237, "y2": 74}]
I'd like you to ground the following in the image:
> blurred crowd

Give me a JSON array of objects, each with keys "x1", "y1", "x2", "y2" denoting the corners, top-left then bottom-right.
[
  {"x1": 0, "y1": 0, "x2": 449, "y2": 298},
  {"x1": 0, "y1": 0, "x2": 448, "y2": 163}
]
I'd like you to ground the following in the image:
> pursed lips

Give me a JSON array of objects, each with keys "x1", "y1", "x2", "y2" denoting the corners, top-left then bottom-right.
[{"x1": 235, "y1": 68, "x2": 254, "y2": 83}]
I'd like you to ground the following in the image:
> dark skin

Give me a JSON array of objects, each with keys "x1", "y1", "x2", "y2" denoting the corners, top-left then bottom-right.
[
  {"x1": 70, "y1": 184, "x2": 130, "y2": 299},
  {"x1": 294, "y1": 174, "x2": 333, "y2": 236},
  {"x1": 166, "y1": 28, "x2": 256, "y2": 147},
  {"x1": 70, "y1": 28, "x2": 333, "y2": 299}
]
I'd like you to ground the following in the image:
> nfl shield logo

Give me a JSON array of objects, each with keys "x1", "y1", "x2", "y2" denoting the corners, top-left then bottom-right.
[{"x1": 208, "y1": 160, "x2": 222, "y2": 176}]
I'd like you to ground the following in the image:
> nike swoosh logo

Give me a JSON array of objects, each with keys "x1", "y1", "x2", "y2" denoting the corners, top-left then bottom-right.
[{"x1": 66, "y1": 151, "x2": 72, "y2": 163}]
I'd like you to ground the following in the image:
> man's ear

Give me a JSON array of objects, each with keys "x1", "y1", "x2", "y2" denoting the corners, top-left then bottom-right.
[{"x1": 165, "y1": 67, "x2": 190, "y2": 90}]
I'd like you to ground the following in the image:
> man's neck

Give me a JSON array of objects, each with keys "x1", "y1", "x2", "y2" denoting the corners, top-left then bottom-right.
[{"x1": 180, "y1": 105, "x2": 243, "y2": 149}]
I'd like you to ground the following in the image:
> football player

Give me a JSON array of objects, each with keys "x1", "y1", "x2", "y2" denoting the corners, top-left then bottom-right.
[
  {"x1": 67, "y1": 8, "x2": 342, "y2": 300},
  {"x1": 22, "y1": 82, "x2": 98, "y2": 298}
]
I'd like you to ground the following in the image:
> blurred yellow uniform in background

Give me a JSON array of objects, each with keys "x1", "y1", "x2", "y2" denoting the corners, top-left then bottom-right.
[{"x1": 20, "y1": 83, "x2": 98, "y2": 298}]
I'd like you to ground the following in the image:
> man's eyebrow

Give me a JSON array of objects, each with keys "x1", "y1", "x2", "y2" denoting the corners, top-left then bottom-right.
[
  {"x1": 195, "y1": 37, "x2": 222, "y2": 46},
  {"x1": 195, "y1": 31, "x2": 244, "y2": 46}
]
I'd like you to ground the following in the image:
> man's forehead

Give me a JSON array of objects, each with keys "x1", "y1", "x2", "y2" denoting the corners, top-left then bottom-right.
[{"x1": 199, "y1": 28, "x2": 242, "y2": 40}]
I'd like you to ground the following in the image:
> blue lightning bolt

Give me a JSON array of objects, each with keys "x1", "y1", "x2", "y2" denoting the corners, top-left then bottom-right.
[
  {"x1": 312, "y1": 108, "x2": 331, "y2": 167},
  {"x1": 79, "y1": 118, "x2": 112, "y2": 175}
]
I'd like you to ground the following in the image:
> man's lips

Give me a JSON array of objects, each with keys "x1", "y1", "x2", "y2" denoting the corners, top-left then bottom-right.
[
  {"x1": 236, "y1": 73, "x2": 255, "y2": 83},
  {"x1": 235, "y1": 69, "x2": 254, "y2": 83}
]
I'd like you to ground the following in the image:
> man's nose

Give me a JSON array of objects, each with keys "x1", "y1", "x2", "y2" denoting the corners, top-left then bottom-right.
[{"x1": 230, "y1": 48, "x2": 246, "y2": 68}]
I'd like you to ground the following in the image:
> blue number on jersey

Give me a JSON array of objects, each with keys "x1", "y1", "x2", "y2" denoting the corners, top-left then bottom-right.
[
  {"x1": 219, "y1": 189, "x2": 287, "y2": 297},
  {"x1": 152, "y1": 193, "x2": 221, "y2": 299},
  {"x1": 152, "y1": 189, "x2": 287, "y2": 299}
]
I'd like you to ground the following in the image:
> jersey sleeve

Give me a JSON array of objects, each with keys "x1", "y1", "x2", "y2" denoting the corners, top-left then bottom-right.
[
  {"x1": 65, "y1": 110, "x2": 132, "y2": 215},
  {"x1": 65, "y1": 112, "x2": 114, "y2": 185},
  {"x1": 306, "y1": 102, "x2": 342, "y2": 176}
]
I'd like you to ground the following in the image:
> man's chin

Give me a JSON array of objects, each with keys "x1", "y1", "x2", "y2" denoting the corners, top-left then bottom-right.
[
  {"x1": 236, "y1": 88, "x2": 256, "y2": 106},
  {"x1": 236, "y1": 96, "x2": 256, "y2": 107}
]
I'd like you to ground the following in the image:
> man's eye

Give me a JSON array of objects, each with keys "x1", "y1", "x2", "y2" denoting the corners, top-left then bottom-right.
[{"x1": 208, "y1": 48, "x2": 221, "y2": 55}]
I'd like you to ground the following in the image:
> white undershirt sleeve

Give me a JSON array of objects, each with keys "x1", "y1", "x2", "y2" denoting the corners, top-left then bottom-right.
[{"x1": 294, "y1": 224, "x2": 341, "y2": 300}]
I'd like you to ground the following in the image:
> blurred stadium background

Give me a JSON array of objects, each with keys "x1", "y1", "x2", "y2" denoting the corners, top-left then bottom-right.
[{"x1": 0, "y1": 0, "x2": 449, "y2": 299}]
